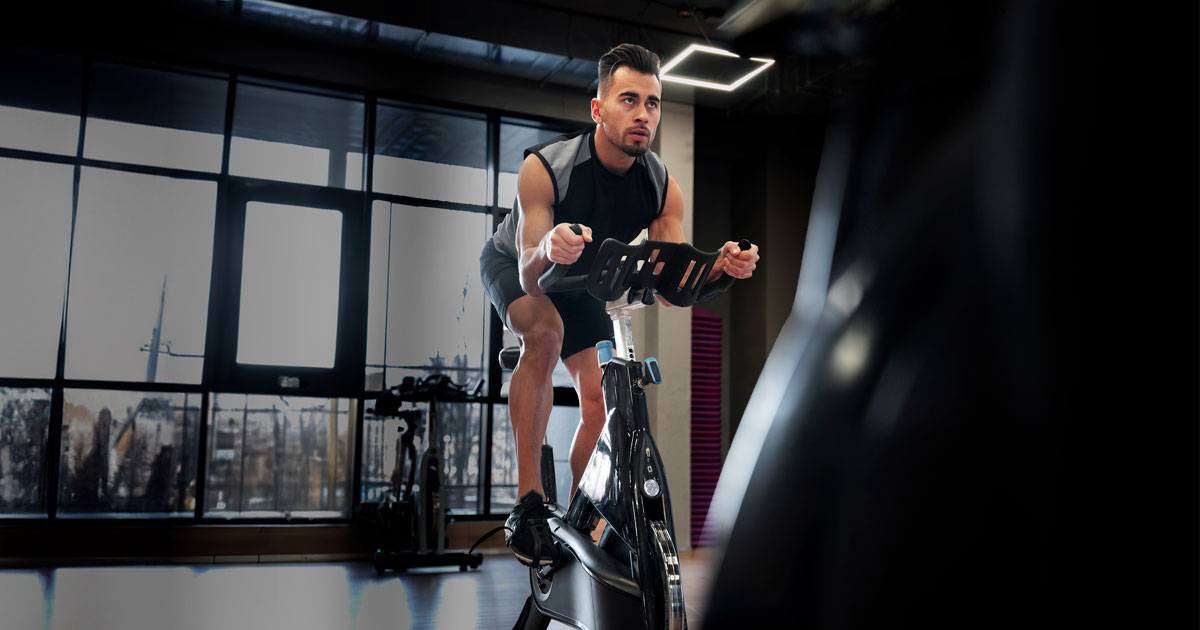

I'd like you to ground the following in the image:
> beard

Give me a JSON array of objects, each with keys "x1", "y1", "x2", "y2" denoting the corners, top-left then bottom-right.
[
  {"x1": 619, "y1": 142, "x2": 649, "y2": 158},
  {"x1": 604, "y1": 123, "x2": 651, "y2": 157}
]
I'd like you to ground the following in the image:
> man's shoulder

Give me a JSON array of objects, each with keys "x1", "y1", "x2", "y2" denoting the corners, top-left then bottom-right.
[
  {"x1": 636, "y1": 150, "x2": 668, "y2": 193},
  {"x1": 525, "y1": 127, "x2": 592, "y2": 160}
]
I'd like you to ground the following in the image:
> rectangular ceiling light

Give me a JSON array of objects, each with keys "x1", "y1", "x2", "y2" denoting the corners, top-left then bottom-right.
[{"x1": 660, "y1": 44, "x2": 775, "y2": 91}]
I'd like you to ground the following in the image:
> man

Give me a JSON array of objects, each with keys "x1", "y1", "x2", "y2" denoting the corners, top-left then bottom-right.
[{"x1": 479, "y1": 43, "x2": 760, "y2": 566}]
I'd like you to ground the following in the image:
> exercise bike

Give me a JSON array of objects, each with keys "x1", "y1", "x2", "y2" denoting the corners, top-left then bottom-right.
[
  {"x1": 503, "y1": 226, "x2": 748, "y2": 630},
  {"x1": 363, "y1": 374, "x2": 484, "y2": 573}
]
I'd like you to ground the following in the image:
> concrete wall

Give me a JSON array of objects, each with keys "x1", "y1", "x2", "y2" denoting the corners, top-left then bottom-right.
[
  {"x1": 692, "y1": 108, "x2": 826, "y2": 463},
  {"x1": 632, "y1": 100, "x2": 696, "y2": 548}
]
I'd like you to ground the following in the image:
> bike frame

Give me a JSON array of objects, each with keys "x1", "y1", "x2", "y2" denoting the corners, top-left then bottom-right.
[
  {"x1": 527, "y1": 299, "x2": 681, "y2": 630},
  {"x1": 519, "y1": 235, "x2": 730, "y2": 630}
]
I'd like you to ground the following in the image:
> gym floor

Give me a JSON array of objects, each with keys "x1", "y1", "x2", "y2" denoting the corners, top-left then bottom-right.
[{"x1": 0, "y1": 548, "x2": 715, "y2": 630}]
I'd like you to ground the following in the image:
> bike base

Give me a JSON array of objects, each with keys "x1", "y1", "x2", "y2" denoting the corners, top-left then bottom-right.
[{"x1": 373, "y1": 548, "x2": 483, "y2": 574}]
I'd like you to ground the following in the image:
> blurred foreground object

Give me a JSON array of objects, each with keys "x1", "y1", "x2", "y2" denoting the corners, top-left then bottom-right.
[{"x1": 705, "y1": 0, "x2": 1092, "y2": 627}]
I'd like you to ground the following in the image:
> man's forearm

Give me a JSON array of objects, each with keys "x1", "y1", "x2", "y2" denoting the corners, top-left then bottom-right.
[{"x1": 519, "y1": 244, "x2": 551, "y2": 295}]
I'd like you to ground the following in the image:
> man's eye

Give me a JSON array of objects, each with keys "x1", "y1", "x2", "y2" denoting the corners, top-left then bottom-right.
[{"x1": 648, "y1": 101, "x2": 658, "y2": 109}]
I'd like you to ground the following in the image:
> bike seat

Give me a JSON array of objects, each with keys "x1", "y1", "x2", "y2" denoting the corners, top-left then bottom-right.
[{"x1": 498, "y1": 346, "x2": 520, "y2": 371}]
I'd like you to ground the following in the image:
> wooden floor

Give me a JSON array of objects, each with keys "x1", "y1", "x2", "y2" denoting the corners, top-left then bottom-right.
[{"x1": 0, "y1": 548, "x2": 716, "y2": 630}]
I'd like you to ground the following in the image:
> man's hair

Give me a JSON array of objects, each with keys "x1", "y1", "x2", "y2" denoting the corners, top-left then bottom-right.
[{"x1": 597, "y1": 43, "x2": 661, "y2": 97}]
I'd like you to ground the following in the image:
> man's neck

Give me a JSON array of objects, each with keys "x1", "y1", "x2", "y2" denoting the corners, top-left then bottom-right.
[{"x1": 593, "y1": 124, "x2": 635, "y2": 175}]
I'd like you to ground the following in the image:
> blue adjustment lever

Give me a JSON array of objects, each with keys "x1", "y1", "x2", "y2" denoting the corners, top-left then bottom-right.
[{"x1": 645, "y1": 357, "x2": 662, "y2": 384}]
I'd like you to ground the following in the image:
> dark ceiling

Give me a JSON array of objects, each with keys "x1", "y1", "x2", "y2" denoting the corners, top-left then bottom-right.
[
  {"x1": 272, "y1": 0, "x2": 870, "y2": 116},
  {"x1": 0, "y1": 0, "x2": 877, "y2": 119}
]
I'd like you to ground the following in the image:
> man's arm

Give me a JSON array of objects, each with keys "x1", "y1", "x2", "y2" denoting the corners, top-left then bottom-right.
[
  {"x1": 516, "y1": 153, "x2": 592, "y2": 296},
  {"x1": 648, "y1": 175, "x2": 759, "y2": 284}
]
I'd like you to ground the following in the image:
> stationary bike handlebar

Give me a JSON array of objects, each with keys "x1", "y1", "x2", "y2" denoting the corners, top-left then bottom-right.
[{"x1": 537, "y1": 223, "x2": 750, "y2": 307}]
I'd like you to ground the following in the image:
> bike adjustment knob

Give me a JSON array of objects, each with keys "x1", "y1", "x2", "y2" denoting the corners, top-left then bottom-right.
[{"x1": 596, "y1": 340, "x2": 614, "y2": 366}]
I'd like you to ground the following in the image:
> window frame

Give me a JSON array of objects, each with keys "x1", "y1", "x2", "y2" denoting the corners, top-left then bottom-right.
[{"x1": 203, "y1": 179, "x2": 370, "y2": 398}]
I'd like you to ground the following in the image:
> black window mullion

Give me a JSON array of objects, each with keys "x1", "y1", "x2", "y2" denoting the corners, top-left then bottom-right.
[
  {"x1": 44, "y1": 386, "x2": 64, "y2": 520},
  {"x1": 481, "y1": 111, "x2": 503, "y2": 515},
  {"x1": 45, "y1": 56, "x2": 91, "y2": 520},
  {"x1": 190, "y1": 74, "x2": 236, "y2": 518},
  {"x1": 221, "y1": 73, "x2": 236, "y2": 177},
  {"x1": 193, "y1": 391, "x2": 211, "y2": 520},
  {"x1": 351, "y1": 94, "x2": 376, "y2": 514}
]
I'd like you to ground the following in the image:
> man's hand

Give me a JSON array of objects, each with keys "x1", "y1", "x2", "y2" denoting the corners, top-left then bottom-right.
[
  {"x1": 543, "y1": 223, "x2": 593, "y2": 265},
  {"x1": 719, "y1": 240, "x2": 759, "y2": 279}
]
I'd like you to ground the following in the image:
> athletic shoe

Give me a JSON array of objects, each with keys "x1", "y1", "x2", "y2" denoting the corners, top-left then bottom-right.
[{"x1": 505, "y1": 490, "x2": 559, "y2": 566}]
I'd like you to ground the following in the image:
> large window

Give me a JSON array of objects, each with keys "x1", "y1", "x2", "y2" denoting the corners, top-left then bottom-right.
[{"x1": 0, "y1": 48, "x2": 580, "y2": 520}]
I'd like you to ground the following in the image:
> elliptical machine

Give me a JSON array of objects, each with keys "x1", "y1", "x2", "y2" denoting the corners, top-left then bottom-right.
[{"x1": 504, "y1": 226, "x2": 748, "y2": 630}]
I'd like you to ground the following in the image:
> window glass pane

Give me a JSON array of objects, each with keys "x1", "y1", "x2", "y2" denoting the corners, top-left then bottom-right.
[
  {"x1": 65, "y1": 168, "x2": 217, "y2": 383},
  {"x1": 366, "y1": 203, "x2": 488, "y2": 388},
  {"x1": 84, "y1": 62, "x2": 227, "y2": 172},
  {"x1": 231, "y1": 82, "x2": 365, "y2": 189},
  {"x1": 373, "y1": 105, "x2": 486, "y2": 204},
  {"x1": 438, "y1": 402, "x2": 481, "y2": 513},
  {"x1": 490, "y1": 404, "x2": 516, "y2": 511},
  {"x1": 497, "y1": 122, "x2": 570, "y2": 209},
  {"x1": 490, "y1": 404, "x2": 577, "y2": 511},
  {"x1": 237, "y1": 202, "x2": 342, "y2": 368},
  {"x1": 205, "y1": 394, "x2": 354, "y2": 518},
  {"x1": 0, "y1": 158, "x2": 74, "y2": 378},
  {"x1": 0, "y1": 388, "x2": 52, "y2": 515},
  {"x1": 360, "y1": 399, "x2": 480, "y2": 514},
  {"x1": 58, "y1": 389, "x2": 201, "y2": 516},
  {"x1": 0, "y1": 45, "x2": 82, "y2": 155}
]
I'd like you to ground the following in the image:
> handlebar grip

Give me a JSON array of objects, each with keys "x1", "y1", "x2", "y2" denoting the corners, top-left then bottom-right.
[{"x1": 537, "y1": 223, "x2": 584, "y2": 293}]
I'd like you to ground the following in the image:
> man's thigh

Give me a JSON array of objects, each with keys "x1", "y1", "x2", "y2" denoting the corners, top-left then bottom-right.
[{"x1": 550, "y1": 291, "x2": 613, "y2": 361}]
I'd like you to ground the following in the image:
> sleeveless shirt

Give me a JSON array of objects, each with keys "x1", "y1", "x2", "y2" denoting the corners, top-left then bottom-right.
[{"x1": 491, "y1": 127, "x2": 669, "y2": 276}]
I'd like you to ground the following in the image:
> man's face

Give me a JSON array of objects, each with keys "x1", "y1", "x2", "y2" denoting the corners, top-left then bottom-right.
[{"x1": 593, "y1": 66, "x2": 662, "y2": 158}]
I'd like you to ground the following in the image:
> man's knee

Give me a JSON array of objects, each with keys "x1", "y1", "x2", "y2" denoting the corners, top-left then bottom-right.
[
  {"x1": 519, "y1": 325, "x2": 563, "y2": 367},
  {"x1": 577, "y1": 379, "x2": 606, "y2": 429}
]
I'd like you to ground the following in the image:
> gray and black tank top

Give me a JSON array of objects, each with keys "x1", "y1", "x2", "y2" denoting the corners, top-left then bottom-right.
[{"x1": 491, "y1": 127, "x2": 669, "y2": 276}]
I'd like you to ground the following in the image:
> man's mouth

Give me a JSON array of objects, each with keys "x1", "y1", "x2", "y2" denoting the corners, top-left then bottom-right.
[{"x1": 629, "y1": 128, "x2": 649, "y2": 141}]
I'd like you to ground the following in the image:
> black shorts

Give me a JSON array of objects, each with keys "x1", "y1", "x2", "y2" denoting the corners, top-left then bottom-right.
[{"x1": 479, "y1": 238, "x2": 613, "y2": 360}]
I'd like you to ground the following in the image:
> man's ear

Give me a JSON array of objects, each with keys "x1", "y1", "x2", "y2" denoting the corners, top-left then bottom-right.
[{"x1": 590, "y1": 97, "x2": 603, "y2": 125}]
